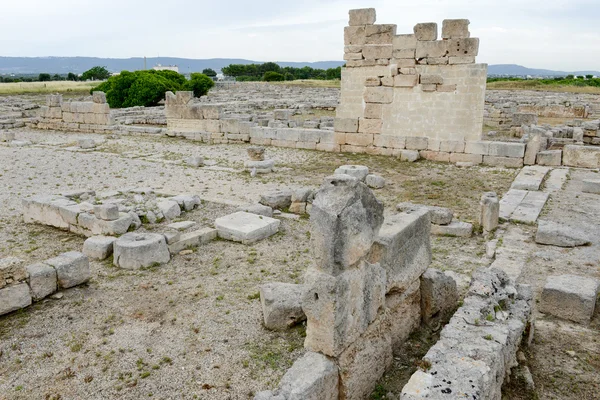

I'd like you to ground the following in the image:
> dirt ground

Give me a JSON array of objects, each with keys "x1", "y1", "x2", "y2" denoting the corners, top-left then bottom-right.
[{"x1": 0, "y1": 125, "x2": 518, "y2": 400}]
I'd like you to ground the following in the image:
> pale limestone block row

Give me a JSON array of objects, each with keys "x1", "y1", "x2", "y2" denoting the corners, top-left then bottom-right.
[{"x1": 37, "y1": 92, "x2": 115, "y2": 133}]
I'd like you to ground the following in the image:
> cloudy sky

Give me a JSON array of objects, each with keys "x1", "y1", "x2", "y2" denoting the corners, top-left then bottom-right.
[{"x1": 1, "y1": 0, "x2": 598, "y2": 71}]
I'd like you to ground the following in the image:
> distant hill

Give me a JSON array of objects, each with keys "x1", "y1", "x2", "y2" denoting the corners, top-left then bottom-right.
[
  {"x1": 487, "y1": 64, "x2": 600, "y2": 77},
  {"x1": 0, "y1": 57, "x2": 345, "y2": 75},
  {"x1": 0, "y1": 57, "x2": 597, "y2": 77}
]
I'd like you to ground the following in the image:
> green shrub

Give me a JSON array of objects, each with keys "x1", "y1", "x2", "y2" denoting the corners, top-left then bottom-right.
[
  {"x1": 186, "y1": 73, "x2": 215, "y2": 97},
  {"x1": 82, "y1": 66, "x2": 111, "y2": 81},
  {"x1": 263, "y1": 71, "x2": 285, "y2": 82}
]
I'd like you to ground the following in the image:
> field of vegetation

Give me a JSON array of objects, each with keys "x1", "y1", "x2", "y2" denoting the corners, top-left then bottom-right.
[
  {"x1": 0, "y1": 81, "x2": 101, "y2": 95},
  {"x1": 487, "y1": 76, "x2": 600, "y2": 94}
]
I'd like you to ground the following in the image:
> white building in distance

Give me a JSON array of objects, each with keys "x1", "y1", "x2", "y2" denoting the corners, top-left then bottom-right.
[{"x1": 153, "y1": 64, "x2": 179, "y2": 73}]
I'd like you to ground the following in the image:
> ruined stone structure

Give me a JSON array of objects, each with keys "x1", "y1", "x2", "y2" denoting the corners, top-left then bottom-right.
[
  {"x1": 335, "y1": 9, "x2": 486, "y2": 149},
  {"x1": 36, "y1": 93, "x2": 115, "y2": 133}
]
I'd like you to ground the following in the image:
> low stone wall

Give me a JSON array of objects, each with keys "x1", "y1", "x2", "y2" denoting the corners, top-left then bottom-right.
[
  {"x1": 0, "y1": 253, "x2": 91, "y2": 316},
  {"x1": 35, "y1": 92, "x2": 115, "y2": 133},
  {"x1": 401, "y1": 268, "x2": 533, "y2": 400}
]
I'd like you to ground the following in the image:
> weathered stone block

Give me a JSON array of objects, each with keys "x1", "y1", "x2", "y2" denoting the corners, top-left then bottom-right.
[
  {"x1": 26, "y1": 263, "x2": 57, "y2": 301},
  {"x1": 365, "y1": 174, "x2": 386, "y2": 189},
  {"x1": 413, "y1": 23, "x2": 437, "y2": 41},
  {"x1": 344, "y1": 26, "x2": 366, "y2": 45},
  {"x1": 447, "y1": 37, "x2": 479, "y2": 56},
  {"x1": 396, "y1": 202, "x2": 453, "y2": 225},
  {"x1": 405, "y1": 136, "x2": 428, "y2": 150},
  {"x1": 260, "y1": 283, "x2": 306, "y2": 330},
  {"x1": 420, "y1": 268, "x2": 458, "y2": 326},
  {"x1": 260, "y1": 190, "x2": 292, "y2": 209},
  {"x1": 93, "y1": 204, "x2": 119, "y2": 221},
  {"x1": 303, "y1": 262, "x2": 386, "y2": 356},
  {"x1": 113, "y1": 233, "x2": 170, "y2": 269},
  {"x1": 358, "y1": 118, "x2": 382, "y2": 134},
  {"x1": 441, "y1": 19, "x2": 470, "y2": 39},
  {"x1": 479, "y1": 192, "x2": 499, "y2": 233},
  {"x1": 83, "y1": 235, "x2": 117, "y2": 260},
  {"x1": 394, "y1": 74, "x2": 418, "y2": 87},
  {"x1": 540, "y1": 274, "x2": 599, "y2": 325},
  {"x1": 215, "y1": 212, "x2": 280, "y2": 245},
  {"x1": 488, "y1": 142, "x2": 525, "y2": 158},
  {"x1": 0, "y1": 283, "x2": 32, "y2": 315},
  {"x1": 364, "y1": 87, "x2": 393, "y2": 103},
  {"x1": 536, "y1": 150, "x2": 562, "y2": 166},
  {"x1": 45, "y1": 251, "x2": 90, "y2": 289},
  {"x1": 535, "y1": 220, "x2": 590, "y2": 247},
  {"x1": 368, "y1": 209, "x2": 431, "y2": 293},
  {"x1": 168, "y1": 228, "x2": 217, "y2": 253},
  {"x1": 483, "y1": 156, "x2": 524, "y2": 168},
  {"x1": 365, "y1": 24, "x2": 396, "y2": 44},
  {"x1": 0, "y1": 257, "x2": 26, "y2": 288},
  {"x1": 310, "y1": 175, "x2": 383, "y2": 274},
  {"x1": 416, "y1": 41, "x2": 448, "y2": 59},
  {"x1": 363, "y1": 45, "x2": 392, "y2": 59},
  {"x1": 430, "y1": 221, "x2": 472, "y2": 237},
  {"x1": 420, "y1": 74, "x2": 444, "y2": 85},
  {"x1": 582, "y1": 179, "x2": 600, "y2": 194},
  {"x1": 393, "y1": 34, "x2": 417, "y2": 50},
  {"x1": 345, "y1": 132, "x2": 374, "y2": 146},
  {"x1": 449, "y1": 56, "x2": 475, "y2": 64},
  {"x1": 562, "y1": 145, "x2": 600, "y2": 168},
  {"x1": 364, "y1": 103, "x2": 383, "y2": 119}
]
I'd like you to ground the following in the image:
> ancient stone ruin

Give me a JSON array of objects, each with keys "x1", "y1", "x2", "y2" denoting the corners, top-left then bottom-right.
[{"x1": 336, "y1": 10, "x2": 486, "y2": 148}]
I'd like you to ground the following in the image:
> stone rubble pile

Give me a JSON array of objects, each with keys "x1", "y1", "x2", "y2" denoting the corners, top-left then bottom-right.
[{"x1": 401, "y1": 268, "x2": 533, "y2": 400}]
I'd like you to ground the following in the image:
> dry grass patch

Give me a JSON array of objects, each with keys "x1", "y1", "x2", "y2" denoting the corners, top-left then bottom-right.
[{"x1": 0, "y1": 81, "x2": 102, "y2": 95}]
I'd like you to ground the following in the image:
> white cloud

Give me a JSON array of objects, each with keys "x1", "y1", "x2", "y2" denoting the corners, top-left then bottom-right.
[{"x1": 0, "y1": 0, "x2": 598, "y2": 70}]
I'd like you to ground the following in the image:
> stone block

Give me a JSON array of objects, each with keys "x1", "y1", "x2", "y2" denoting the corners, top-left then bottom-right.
[
  {"x1": 365, "y1": 174, "x2": 385, "y2": 189},
  {"x1": 374, "y1": 134, "x2": 405, "y2": 149},
  {"x1": 260, "y1": 190, "x2": 292, "y2": 209},
  {"x1": 540, "y1": 274, "x2": 600, "y2": 325},
  {"x1": 303, "y1": 262, "x2": 386, "y2": 356},
  {"x1": 430, "y1": 221, "x2": 472, "y2": 237},
  {"x1": 113, "y1": 233, "x2": 170, "y2": 269},
  {"x1": 582, "y1": 179, "x2": 600, "y2": 194},
  {"x1": 334, "y1": 165, "x2": 369, "y2": 181},
  {"x1": 45, "y1": 251, "x2": 90, "y2": 289},
  {"x1": 562, "y1": 145, "x2": 600, "y2": 168},
  {"x1": 344, "y1": 52, "x2": 363, "y2": 61},
  {"x1": 167, "y1": 221, "x2": 197, "y2": 231},
  {"x1": 465, "y1": 141, "x2": 490, "y2": 155},
  {"x1": 157, "y1": 199, "x2": 181, "y2": 220},
  {"x1": 345, "y1": 26, "x2": 366, "y2": 45},
  {"x1": 393, "y1": 49, "x2": 415, "y2": 59},
  {"x1": 0, "y1": 283, "x2": 32, "y2": 316},
  {"x1": 358, "y1": 118, "x2": 382, "y2": 134},
  {"x1": 449, "y1": 153, "x2": 482, "y2": 164},
  {"x1": 449, "y1": 56, "x2": 475, "y2": 64},
  {"x1": 399, "y1": 67, "x2": 417, "y2": 75},
  {"x1": 437, "y1": 84, "x2": 457, "y2": 92},
  {"x1": 260, "y1": 283, "x2": 306, "y2": 330},
  {"x1": 345, "y1": 132, "x2": 374, "y2": 146},
  {"x1": 479, "y1": 192, "x2": 499, "y2": 233},
  {"x1": 215, "y1": 212, "x2": 280, "y2": 245},
  {"x1": 483, "y1": 156, "x2": 524, "y2": 168},
  {"x1": 393, "y1": 34, "x2": 417, "y2": 50},
  {"x1": 413, "y1": 23, "x2": 437, "y2": 41},
  {"x1": 83, "y1": 235, "x2": 117, "y2": 260},
  {"x1": 349, "y1": 8, "x2": 376, "y2": 25},
  {"x1": 365, "y1": 24, "x2": 396, "y2": 44},
  {"x1": 26, "y1": 263, "x2": 57, "y2": 301},
  {"x1": 168, "y1": 228, "x2": 217, "y2": 253},
  {"x1": 363, "y1": 45, "x2": 392, "y2": 59},
  {"x1": 512, "y1": 113, "x2": 537, "y2": 126},
  {"x1": 368, "y1": 209, "x2": 431, "y2": 293},
  {"x1": 396, "y1": 202, "x2": 453, "y2": 225},
  {"x1": 245, "y1": 159, "x2": 275, "y2": 173},
  {"x1": 394, "y1": 74, "x2": 418, "y2": 87},
  {"x1": 420, "y1": 150, "x2": 450, "y2": 162},
  {"x1": 93, "y1": 204, "x2": 119, "y2": 221},
  {"x1": 310, "y1": 175, "x2": 383, "y2": 274},
  {"x1": 365, "y1": 76, "x2": 381, "y2": 86},
  {"x1": 405, "y1": 136, "x2": 428, "y2": 150},
  {"x1": 202, "y1": 104, "x2": 222, "y2": 120},
  {"x1": 256, "y1": 352, "x2": 338, "y2": 400},
  {"x1": 364, "y1": 87, "x2": 393, "y2": 103},
  {"x1": 421, "y1": 84, "x2": 436, "y2": 92},
  {"x1": 488, "y1": 142, "x2": 526, "y2": 158},
  {"x1": 398, "y1": 149, "x2": 420, "y2": 162},
  {"x1": 535, "y1": 220, "x2": 590, "y2": 247},
  {"x1": 364, "y1": 103, "x2": 383, "y2": 119},
  {"x1": 92, "y1": 91, "x2": 107, "y2": 104},
  {"x1": 237, "y1": 204, "x2": 274, "y2": 217},
  {"x1": 447, "y1": 37, "x2": 479, "y2": 57},
  {"x1": 337, "y1": 315, "x2": 393, "y2": 400},
  {"x1": 442, "y1": 19, "x2": 470, "y2": 39},
  {"x1": 536, "y1": 150, "x2": 562, "y2": 166},
  {"x1": 0, "y1": 257, "x2": 26, "y2": 288},
  {"x1": 420, "y1": 268, "x2": 458, "y2": 326},
  {"x1": 396, "y1": 58, "x2": 417, "y2": 67},
  {"x1": 415, "y1": 41, "x2": 448, "y2": 59},
  {"x1": 524, "y1": 134, "x2": 547, "y2": 165},
  {"x1": 439, "y1": 140, "x2": 465, "y2": 153}
]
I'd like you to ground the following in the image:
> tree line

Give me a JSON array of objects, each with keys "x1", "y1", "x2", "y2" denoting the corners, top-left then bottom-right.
[{"x1": 221, "y1": 62, "x2": 342, "y2": 81}]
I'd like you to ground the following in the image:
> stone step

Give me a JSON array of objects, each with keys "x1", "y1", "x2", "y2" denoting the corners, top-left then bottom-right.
[
  {"x1": 510, "y1": 166, "x2": 551, "y2": 191},
  {"x1": 510, "y1": 191, "x2": 549, "y2": 224},
  {"x1": 499, "y1": 189, "x2": 528, "y2": 220},
  {"x1": 543, "y1": 168, "x2": 569, "y2": 193}
]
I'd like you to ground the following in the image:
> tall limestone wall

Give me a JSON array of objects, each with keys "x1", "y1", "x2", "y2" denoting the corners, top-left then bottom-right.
[{"x1": 335, "y1": 9, "x2": 486, "y2": 148}]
